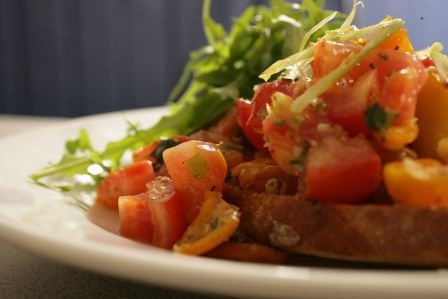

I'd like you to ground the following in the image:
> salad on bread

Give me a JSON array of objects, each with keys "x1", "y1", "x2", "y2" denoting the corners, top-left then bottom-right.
[{"x1": 31, "y1": 0, "x2": 448, "y2": 266}]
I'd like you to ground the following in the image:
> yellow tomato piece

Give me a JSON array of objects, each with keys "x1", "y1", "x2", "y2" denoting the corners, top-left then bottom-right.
[
  {"x1": 414, "y1": 71, "x2": 448, "y2": 159},
  {"x1": 379, "y1": 16, "x2": 414, "y2": 52},
  {"x1": 384, "y1": 158, "x2": 448, "y2": 206},
  {"x1": 374, "y1": 119, "x2": 418, "y2": 150},
  {"x1": 173, "y1": 191, "x2": 240, "y2": 255}
]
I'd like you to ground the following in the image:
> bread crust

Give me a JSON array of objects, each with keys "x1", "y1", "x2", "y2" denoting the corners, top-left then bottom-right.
[{"x1": 225, "y1": 186, "x2": 448, "y2": 266}]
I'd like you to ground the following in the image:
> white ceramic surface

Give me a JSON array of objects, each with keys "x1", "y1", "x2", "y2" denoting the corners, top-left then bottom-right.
[{"x1": 0, "y1": 108, "x2": 447, "y2": 299}]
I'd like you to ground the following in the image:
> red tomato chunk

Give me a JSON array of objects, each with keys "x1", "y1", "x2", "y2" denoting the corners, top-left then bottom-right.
[
  {"x1": 118, "y1": 176, "x2": 186, "y2": 249},
  {"x1": 96, "y1": 160, "x2": 155, "y2": 210}
]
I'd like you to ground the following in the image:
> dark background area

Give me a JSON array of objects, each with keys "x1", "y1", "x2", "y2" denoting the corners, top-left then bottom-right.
[{"x1": 0, "y1": 0, "x2": 342, "y2": 117}]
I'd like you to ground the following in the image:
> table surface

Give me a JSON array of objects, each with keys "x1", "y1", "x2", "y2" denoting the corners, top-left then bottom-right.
[{"x1": 0, "y1": 115, "x2": 223, "y2": 299}]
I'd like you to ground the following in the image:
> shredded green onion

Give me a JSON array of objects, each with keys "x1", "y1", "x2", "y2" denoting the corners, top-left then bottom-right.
[
  {"x1": 299, "y1": 11, "x2": 338, "y2": 51},
  {"x1": 417, "y1": 42, "x2": 448, "y2": 82},
  {"x1": 291, "y1": 19, "x2": 404, "y2": 113}
]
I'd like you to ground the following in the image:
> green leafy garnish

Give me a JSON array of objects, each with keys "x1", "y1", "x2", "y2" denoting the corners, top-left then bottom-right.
[
  {"x1": 30, "y1": 0, "x2": 341, "y2": 192},
  {"x1": 364, "y1": 103, "x2": 396, "y2": 132}
]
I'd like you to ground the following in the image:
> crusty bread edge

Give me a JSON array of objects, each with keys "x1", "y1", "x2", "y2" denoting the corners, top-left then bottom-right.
[{"x1": 225, "y1": 186, "x2": 448, "y2": 267}]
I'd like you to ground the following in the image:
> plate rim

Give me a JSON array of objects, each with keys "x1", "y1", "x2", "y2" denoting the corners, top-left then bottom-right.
[{"x1": 1, "y1": 107, "x2": 447, "y2": 299}]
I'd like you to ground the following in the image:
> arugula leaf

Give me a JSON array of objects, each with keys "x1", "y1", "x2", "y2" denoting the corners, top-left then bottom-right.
[{"x1": 30, "y1": 0, "x2": 342, "y2": 191}]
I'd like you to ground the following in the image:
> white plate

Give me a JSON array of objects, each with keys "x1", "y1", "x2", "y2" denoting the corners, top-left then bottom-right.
[{"x1": 0, "y1": 107, "x2": 447, "y2": 299}]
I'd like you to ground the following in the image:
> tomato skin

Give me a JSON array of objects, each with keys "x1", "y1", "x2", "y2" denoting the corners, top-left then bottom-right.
[
  {"x1": 236, "y1": 98, "x2": 265, "y2": 149},
  {"x1": 246, "y1": 81, "x2": 294, "y2": 130},
  {"x1": 145, "y1": 176, "x2": 186, "y2": 248},
  {"x1": 96, "y1": 160, "x2": 155, "y2": 210},
  {"x1": 326, "y1": 70, "x2": 379, "y2": 136},
  {"x1": 163, "y1": 140, "x2": 227, "y2": 223},
  {"x1": 305, "y1": 135, "x2": 382, "y2": 204},
  {"x1": 236, "y1": 81, "x2": 295, "y2": 150},
  {"x1": 118, "y1": 176, "x2": 186, "y2": 249},
  {"x1": 118, "y1": 193, "x2": 154, "y2": 243},
  {"x1": 132, "y1": 141, "x2": 159, "y2": 164},
  {"x1": 312, "y1": 40, "x2": 361, "y2": 82}
]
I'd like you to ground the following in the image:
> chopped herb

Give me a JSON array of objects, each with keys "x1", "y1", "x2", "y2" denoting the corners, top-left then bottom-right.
[
  {"x1": 289, "y1": 140, "x2": 310, "y2": 173},
  {"x1": 364, "y1": 103, "x2": 396, "y2": 132},
  {"x1": 210, "y1": 218, "x2": 219, "y2": 230},
  {"x1": 186, "y1": 153, "x2": 209, "y2": 180},
  {"x1": 369, "y1": 62, "x2": 376, "y2": 70}
]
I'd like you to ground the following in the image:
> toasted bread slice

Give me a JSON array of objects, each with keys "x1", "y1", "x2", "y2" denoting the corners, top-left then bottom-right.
[{"x1": 225, "y1": 186, "x2": 448, "y2": 267}]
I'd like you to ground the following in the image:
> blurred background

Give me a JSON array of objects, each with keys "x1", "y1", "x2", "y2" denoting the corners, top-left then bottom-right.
[{"x1": 0, "y1": 0, "x2": 446, "y2": 117}]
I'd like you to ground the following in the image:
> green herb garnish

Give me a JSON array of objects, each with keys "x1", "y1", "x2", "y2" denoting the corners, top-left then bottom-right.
[
  {"x1": 364, "y1": 103, "x2": 396, "y2": 132},
  {"x1": 210, "y1": 218, "x2": 220, "y2": 230}
]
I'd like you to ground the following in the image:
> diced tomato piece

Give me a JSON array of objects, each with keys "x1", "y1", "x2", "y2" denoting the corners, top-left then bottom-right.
[
  {"x1": 353, "y1": 50, "x2": 428, "y2": 124},
  {"x1": 236, "y1": 98, "x2": 265, "y2": 149},
  {"x1": 262, "y1": 92, "x2": 328, "y2": 176},
  {"x1": 236, "y1": 81, "x2": 295, "y2": 150},
  {"x1": 306, "y1": 135, "x2": 382, "y2": 204},
  {"x1": 118, "y1": 176, "x2": 186, "y2": 248},
  {"x1": 378, "y1": 67, "x2": 421, "y2": 124},
  {"x1": 312, "y1": 40, "x2": 361, "y2": 82},
  {"x1": 378, "y1": 22, "x2": 414, "y2": 53},
  {"x1": 384, "y1": 159, "x2": 448, "y2": 207},
  {"x1": 118, "y1": 193, "x2": 154, "y2": 243},
  {"x1": 246, "y1": 81, "x2": 294, "y2": 130},
  {"x1": 312, "y1": 40, "x2": 372, "y2": 135},
  {"x1": 133, "y1": 141, "x2": 159, "y2": 164},
  {"x1": 173, "y1": 191, "x2": 240, "y2": 255},
  {"x1": 163, "y1": 140, "x2": 227, "y2": 223},
  {"x1": 420, "y1": 56, "x2": 435, "y2": 68},
  {"x1": 96, "y1": 160, "x2": 155, "y2": 210},
  {"x1": 326, "y1": 70, "x2": 379, "y2": 136}
]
